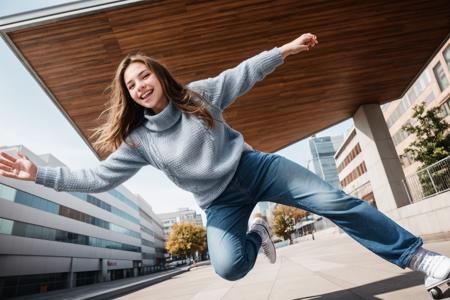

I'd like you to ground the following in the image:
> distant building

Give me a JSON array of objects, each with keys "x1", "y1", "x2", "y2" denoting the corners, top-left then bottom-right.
[
  {"x1": 252, "y1": 201, "x2": 277, "y2": 225},
  {"x1": 334, "y1": 128, "x2": 376, "y2": 207},
  {"x1": 308, "y1": 135, "x2": 344, "y2": 188},
  {"x1": 0, "y1": 145, "x2": 165, "y2": 298},
  {"x1": 157, "y1": 208, "x2": 203, "y2": 239},
  {"x1": 381, "y1": 38, "x2": 450, "y2": 177},
  {"x1": 335, "y1": 38, "x2": 450, "y2": 207}
]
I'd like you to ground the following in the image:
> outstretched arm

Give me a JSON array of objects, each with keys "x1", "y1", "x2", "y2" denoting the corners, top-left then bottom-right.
[
  {"x1": 187, "y1": 33, "x2": 318, "y2": 110},
  {"x1": 0, "y1": 142, "x2": 148, "y2": 193},
  {"x1": 279, "y1": 33, "x2": 318, "y2": 60}
]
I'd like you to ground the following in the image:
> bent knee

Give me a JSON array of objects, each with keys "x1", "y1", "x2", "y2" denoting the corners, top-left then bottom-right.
[{"x1": 213, "y1": 259, "x2": 250, "y2": 281}]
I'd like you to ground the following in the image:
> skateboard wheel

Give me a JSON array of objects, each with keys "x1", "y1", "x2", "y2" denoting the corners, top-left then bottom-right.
[{"x1": 429, "y1": 287, "x2": 442, "y2": 299}]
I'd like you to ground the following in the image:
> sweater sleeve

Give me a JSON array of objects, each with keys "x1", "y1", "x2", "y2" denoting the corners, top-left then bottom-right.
[
  {"x1": 187, "y1": 47, "x2": 284, "y2": 110},
  {"x1": 35, "y1": 142, "x2": 148, "y2": 193}
]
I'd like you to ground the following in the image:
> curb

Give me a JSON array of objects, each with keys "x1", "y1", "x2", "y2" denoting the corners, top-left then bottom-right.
[{"x1": 78, "y1": 268, "x2": 189, "y2": 300}]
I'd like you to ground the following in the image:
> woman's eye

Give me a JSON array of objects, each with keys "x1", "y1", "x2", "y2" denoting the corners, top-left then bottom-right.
[
  {"x1": 129, "y1": 84, "x2": 135, "y2": 90},
  {"x1": 143, "y1": 73, "x2": 149, "y2": 79}
]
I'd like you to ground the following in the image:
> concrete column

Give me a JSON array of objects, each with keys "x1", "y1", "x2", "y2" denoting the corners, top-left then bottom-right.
[
  {"x1": 99, "y1": 259, "x2": 108, "y2": 282},
  {"x1": 353, "y1": 104, "x2": 410, "y2": 212},
  {"x1": 68, "y1": 257, "x2": 76, "y2": 288}
]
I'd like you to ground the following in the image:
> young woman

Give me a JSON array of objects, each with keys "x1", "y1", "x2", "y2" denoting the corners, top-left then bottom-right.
[{"x1": 0, "y1": 33, "x2": 448, "y2": 291}]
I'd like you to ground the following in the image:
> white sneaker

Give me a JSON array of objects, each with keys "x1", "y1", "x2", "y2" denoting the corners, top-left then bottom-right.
[
  {"x1": 425, "y1": 275, "x2": 449, "y2": 289},
  {"x1": 249, "y1": 218, "x2": 276, "y2": 264}
]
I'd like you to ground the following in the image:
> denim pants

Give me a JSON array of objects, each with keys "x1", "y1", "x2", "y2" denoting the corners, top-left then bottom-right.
[{"x1": 205, "y1": 150, "x2": 423, "y2": 281}]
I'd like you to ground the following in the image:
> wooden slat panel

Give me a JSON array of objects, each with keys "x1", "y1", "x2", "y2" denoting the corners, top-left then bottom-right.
[{"x1": 7, "y1": 0, "x2": 450, "y2": 158}]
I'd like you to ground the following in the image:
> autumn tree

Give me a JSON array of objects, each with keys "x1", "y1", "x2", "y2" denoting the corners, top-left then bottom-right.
[
  {"x1": 166, "y1": 223, "x2": 207, "y2": 261},
  {"x1": 271, "y1": 205, "x2": 309, "y2": 244},
  {"x1": 402, "y1": 103, "x2": 450, "y2": 167}
]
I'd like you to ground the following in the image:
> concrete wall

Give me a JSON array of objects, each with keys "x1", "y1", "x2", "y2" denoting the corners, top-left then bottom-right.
[
  {"x1": 386, "y1": 191, "x2": 450, "y2": 242},
  {"x1": 303, "y1": 191, "x2": 450, "y2": 243}
]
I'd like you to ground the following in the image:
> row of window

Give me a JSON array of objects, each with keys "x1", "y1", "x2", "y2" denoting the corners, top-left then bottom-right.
[
  {"x1": 393, "y1": 95, "x2": 449, "y2": 149},
  {"x1": 141, "y1": 238, "x2": 154, "y2": 247},
  {"x1": 139, "y1": 208, "x2": 163, "y2": 231},
  {"x1": 142, "y1": 252, "x2": 155, "y2": 260},
  {"x1": 392, "y1": 120, "x2": 413, "y2": 147},
  {"x1": 140, "y1": 225, "x2": 154, "y2": 237},
  {"x1": 386, "y1": 44, "x2": 450, "y2": 145},
  {"x1": 0, "y1": 217, "x2": 141, "y2": 252},
  {"x1": 70, "y1": 192, "x2": 139, "y2": 224},
  {"x1": 107, "y1": 189, "x2": 139, "y2": 211},
  {"x1": 337, "y1": 143, "x2": 362, "y2": 173},
  {"x1": 0, "y1": 272, "x2": 68, "y2": 298},
  {"x1": 340, "y1": 162, "x2": 367, "y2": 188},
  {"x1": 0, "y1": 183, "x2": 140, "y2": 239},
  {"x1": 386, "y1": 70, "x2": 431, "y2": 128},
  {"x1": 155, "y1": 248, "x2": 165, "y2": 255}
]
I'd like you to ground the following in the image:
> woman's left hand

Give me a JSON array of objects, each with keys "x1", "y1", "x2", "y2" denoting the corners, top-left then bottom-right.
[{"x1": 280, "y1": 33, "x2": 318, "y2": 59}]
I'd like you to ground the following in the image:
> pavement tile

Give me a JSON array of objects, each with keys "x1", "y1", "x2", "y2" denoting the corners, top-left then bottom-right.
[{"x1": 116, "y1": 235, "x2": 450, "y2": 300}]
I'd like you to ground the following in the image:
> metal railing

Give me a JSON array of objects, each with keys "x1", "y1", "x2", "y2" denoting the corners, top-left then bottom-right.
[{"x1": 403, "y1": 155, "x2": 450, "y2": 203}]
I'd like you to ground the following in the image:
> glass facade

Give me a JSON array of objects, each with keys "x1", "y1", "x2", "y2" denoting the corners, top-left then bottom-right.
[
  {"x1": 0, "y1": 184, "x2": 140, "y2": 239},
  {"x1": 308, "y1": 135, "x2": 344, "y2": 188},
  {"x1": 0, "y1": 272, "x2": 69, "y2": 298},
  {"x1": 108, "y1": 189, "x2": 139, "y2": 211},
  {"x1": 141, "y1": 238, "x2": 154, "y2": 247},
  {"x1": 386, "y1": 70, "x2": 431, "y2": 128},
  {"x1": 70, "y1": 192, "x2": 139, "y2": 224},
  {"x1": 0, "y1": 217, "x2": 141, "y2": 252}
]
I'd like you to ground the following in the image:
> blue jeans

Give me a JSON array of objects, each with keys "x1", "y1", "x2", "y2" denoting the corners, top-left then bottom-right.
[{"x1": 205, "y1": 150, "x2": 423, "y2": 281}]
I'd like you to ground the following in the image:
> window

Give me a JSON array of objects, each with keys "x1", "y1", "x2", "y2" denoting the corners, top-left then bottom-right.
[
  {"x1": 433, "y1": 62, "x2": 449, "y2": 91},
  {"x1": 0, "y1": 218, "x2": 13, "y2": 234},
  {"x1": 441, "y1": 99, "x2": 450, "y2": 117},
  {"x1": 444, "y1": 45, "x2": 450, "y2": 71}
]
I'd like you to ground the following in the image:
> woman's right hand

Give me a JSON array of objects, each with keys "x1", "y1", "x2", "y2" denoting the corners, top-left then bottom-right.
[{"x1": 0, "y1": 150, "x2": 37, "y2": 181}]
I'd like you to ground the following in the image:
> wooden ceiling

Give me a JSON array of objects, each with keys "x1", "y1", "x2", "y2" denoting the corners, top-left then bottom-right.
[{"x1": 5, "y1": 0, "x2": 450, "y2": 158}]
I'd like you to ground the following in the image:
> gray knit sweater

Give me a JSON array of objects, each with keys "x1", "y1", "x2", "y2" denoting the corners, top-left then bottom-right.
[{"x1": 35, "y1": 47, "x2": 284, "y2": 209}]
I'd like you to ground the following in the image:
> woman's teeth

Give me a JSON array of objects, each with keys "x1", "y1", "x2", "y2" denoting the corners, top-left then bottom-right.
[{"x1": 141, "y1": 89, "x2": 153, "y2": 99}]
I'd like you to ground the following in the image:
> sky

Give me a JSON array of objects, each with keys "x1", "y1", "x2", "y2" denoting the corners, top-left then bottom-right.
[{"x1": 0, "y1": 1, "x2": 353, "y2": 223}]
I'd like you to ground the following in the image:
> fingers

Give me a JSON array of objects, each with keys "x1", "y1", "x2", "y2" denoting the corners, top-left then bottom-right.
[
  {"x1": 0, "y1": 156, "x2": 15, "y2": 169},
  {"x1": 0, "y1": 170, "x2": 19, "y2": 179},
  {"x1": 0, "y1": 151, "x2": 17, "y2": 163}
]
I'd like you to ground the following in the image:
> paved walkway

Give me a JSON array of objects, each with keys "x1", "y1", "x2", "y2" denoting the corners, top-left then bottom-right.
[
  {"x1": 118, "y1": 235, "x2": 450, "y2": 300},
  {"x1": 13, "y1": 267, "x2": 191, "y2": 300}
]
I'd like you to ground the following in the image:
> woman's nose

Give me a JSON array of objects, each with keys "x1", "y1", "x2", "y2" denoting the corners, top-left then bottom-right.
[{"x1": 137, "y1": 81, "x2": 144, "y2": 92}]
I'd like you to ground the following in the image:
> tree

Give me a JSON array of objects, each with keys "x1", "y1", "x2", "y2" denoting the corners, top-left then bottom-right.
[
  {"x1": 166, "y1": 223, "x2": 207, "y2": 261},
  {"x1": 271, "y1": 205, "x2": 309, "y2": 244},
  {"x1": 402, "y1": 103, "x2": 450, "y2": 167},
  {"x1": 253, "y1": 212, "x2": 268, "y2": 222}
]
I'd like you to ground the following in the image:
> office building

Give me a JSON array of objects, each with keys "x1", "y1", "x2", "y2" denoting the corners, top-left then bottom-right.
[
  {"x1": 308, "y1": 135, "x2": 344, "y2": 188},
  {"x1": 157, "y1": 208, "x2": 204, "y2": 239},
  {"x1": 334, "y1": 128, "x2": 376, "y2": 207},
  {"x1": 0, "y1": 145, "x2": 165, "y2": 298},
  {"x1": 381, "y1": 38, "x2": 450, "y2": 177}
]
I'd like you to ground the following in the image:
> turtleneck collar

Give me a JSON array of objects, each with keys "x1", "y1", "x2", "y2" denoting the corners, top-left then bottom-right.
[{"x1": 144, "y1": 101, "x2": 181, "y2": 132}]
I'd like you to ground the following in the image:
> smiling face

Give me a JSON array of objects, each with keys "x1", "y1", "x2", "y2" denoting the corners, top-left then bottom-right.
[{"x1": 124, "y1": 61, "x2": 169, "y2": 114}]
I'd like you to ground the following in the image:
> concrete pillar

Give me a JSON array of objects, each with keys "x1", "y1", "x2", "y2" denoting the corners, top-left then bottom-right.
[
  {"x1": 99, "y1": 259, "x2": 108, "y2": 282},
  {"x1": 68, "y1": 257, "x2": 76, "y2": 288},
  {"x1": 353, "y1": 104, "x2": 410, "y2": 212}
]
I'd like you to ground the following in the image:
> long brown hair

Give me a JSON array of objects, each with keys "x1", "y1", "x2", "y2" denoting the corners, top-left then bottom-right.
[{"x1": 90, "y1": 53, "x2": 215, "y2": 154}]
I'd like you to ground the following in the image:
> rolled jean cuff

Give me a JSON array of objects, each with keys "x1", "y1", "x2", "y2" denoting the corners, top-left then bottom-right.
[{"x1": 398, "y1": 237, "x2": 423, "y2": 268}]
